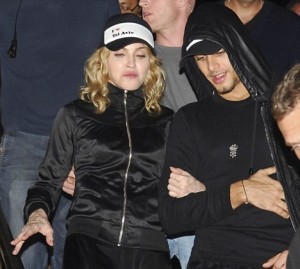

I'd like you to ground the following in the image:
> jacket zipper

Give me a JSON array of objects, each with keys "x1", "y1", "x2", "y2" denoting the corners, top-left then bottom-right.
[
  {"x1": 261, "y1": 104, "x2": 296, "y2": 231},
  {"x1": 118, "y1": 90, "x2": 133, "y2": 245}
]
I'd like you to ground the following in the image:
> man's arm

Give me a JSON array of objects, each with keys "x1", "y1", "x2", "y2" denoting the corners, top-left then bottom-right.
[
  {"x1": 169, "y1": 165, "x2": 289, "y2": 219},
  {"x1": 230, "y1": 166, "x2": 289, "y2": 219}
]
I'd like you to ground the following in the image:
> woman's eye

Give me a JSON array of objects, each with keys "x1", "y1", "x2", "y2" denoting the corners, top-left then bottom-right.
[
  {"x1": 114, "y1": 53, "x2": 124, "y2": 57},
  {"x1": 136, "y1": 54, "x2": 146, "y2": 58}
]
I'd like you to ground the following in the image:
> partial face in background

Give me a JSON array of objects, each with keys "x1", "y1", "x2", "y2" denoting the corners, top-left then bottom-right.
[
  {"x1": 140, "y1": 0, "x2": 178, "y2": 33},
  {"x1": 229, "y1": 0, "x2": 261, "y2": 4},
  {"x1": 291, "y1": 3, "x2": 300, "y2": 16},
  {"x1": 194, "y1": 50, "x2": 243, "y2": 98},
  {"x1": 277, "y1": 102, "x2": 300, "y2": 160},
  {"x1": 107, "y1": 43, "x2": 150, "y2": 91},
  {"x1": 119, "y1": 0, "x2": 142, "y2": 17}
]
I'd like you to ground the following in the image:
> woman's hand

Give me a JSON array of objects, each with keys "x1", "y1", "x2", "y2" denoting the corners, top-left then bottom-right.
[
  {"x1": 168, "y1": 167, "x2": 206, "y2": 198},
  {"x1": 62, "y1": 168, "x2": 76, "y2": 196},
  {"x1": 11, "y1": 208, "x2": 53, "y2": 255}
]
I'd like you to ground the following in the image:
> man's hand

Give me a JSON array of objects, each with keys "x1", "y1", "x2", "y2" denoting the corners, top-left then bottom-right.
[
  {"x1": 62, "y1": 168, "x2": 76, "y2": 196},
  {"x1": 262, "y1": 250, "x2": 289, "y2": 269},
  {"x1": 11, "y1": 209, "x2": 53, "y2": 255},
  {"x1": 168, "y1": 167, "x2": 206, "y2": 198},
  {"x1": 231, "y1": 166, "x2": 289, "y2": 219}
]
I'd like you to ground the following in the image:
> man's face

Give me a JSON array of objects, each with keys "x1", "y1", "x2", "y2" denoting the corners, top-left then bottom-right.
[
  {"x1": 119, "y1": 0, "x2": 141, "y2": 16},
  {"x1": 277, "y1": 102, "x2": 300, "y2": 160},
  {"x1": 139, "y1": 0, "x2": 178, "y2": 33},
  {"x1": 194, "y1": 49, "x2": 245, "y2": 100},
  {"x1": 233, "y1": 0, "x2": 260, "y2": 4}
]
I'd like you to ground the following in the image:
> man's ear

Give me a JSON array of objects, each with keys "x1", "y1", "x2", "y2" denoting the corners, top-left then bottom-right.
[
  {"x1": 177, "y1": 0, "x2": 189, "y2": 9},
  {"x1": 177, "y1": 0, "x2": 194, "y2": 13}
]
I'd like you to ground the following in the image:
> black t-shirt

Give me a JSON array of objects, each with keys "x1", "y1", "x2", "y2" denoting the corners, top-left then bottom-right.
[{"x1": 160, "y1": 94, "x2": 294, "y2": 267}]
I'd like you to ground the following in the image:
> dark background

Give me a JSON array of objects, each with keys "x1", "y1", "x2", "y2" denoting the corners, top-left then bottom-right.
[{"x1": 196, "y1": 0, "x2": 291, "y2": 7}]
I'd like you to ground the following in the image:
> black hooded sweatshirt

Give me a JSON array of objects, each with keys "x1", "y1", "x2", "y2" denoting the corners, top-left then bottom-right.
[{"x1": 159, "y1": 3, "x2": 300, "y2": 269}]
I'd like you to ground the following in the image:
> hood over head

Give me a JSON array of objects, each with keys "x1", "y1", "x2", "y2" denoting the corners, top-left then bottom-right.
[{"x1": 180, "y1": 3, "x2": 275, "y2": 102}]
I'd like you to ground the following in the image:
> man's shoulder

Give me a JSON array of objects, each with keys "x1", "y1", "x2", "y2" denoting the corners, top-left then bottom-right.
[
  {"x1": 180, "y1": 98, "x2": 213, "y2": 111},
  {"x1": 265, "y1": 1, "x2": 300, "y2": 23},
  {"x1": 176, "y1": 100, "x2": 209, "y2": 118},
  {"x1": 155, "y1": 43, "x2": 182, "y2": 58}
]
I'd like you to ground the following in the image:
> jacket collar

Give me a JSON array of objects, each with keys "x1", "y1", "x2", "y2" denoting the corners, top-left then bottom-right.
[{"x1": 108, "y1": 83, "x2": 145, "y2": 111}]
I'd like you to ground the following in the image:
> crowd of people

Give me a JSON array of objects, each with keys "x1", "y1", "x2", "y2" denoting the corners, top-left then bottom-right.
[{"x1": 1, "y1": 0, "x2": 300, "y2": 269}]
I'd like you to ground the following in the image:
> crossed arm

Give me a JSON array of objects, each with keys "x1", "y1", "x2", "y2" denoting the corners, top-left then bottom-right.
[
  {"x1": 12, "y1": 165, "x2": 289, "y2": 268},
  {"x1": 167, "y1": 165, "x2": 290, "y2": 269}
]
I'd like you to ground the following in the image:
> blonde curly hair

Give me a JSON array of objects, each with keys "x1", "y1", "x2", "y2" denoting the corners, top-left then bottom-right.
[{"x1": 80, "y1": 46, "x2": 165, "y2": 115}]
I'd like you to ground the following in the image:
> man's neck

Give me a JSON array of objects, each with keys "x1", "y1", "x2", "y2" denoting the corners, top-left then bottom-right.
[
  {"x1": 224, "y1": 0, "x2": 264, "y2": 24},
  {"x1": 155, "y1": 18, "x2": 188, "y2": 47},
  {"x1": 220, "y1": 84, "x2": 250, "y2": 101}
]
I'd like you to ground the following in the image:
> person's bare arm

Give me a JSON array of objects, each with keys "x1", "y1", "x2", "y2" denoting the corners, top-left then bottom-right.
[{"x1": 230, "y1": 166, "x2": 289, "y2": 219}]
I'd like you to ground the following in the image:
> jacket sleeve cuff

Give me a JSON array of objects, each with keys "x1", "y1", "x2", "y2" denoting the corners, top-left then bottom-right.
[
  {"x1": 24, "y1": 202, "x2": 50, "y2": 222},
  {"x1": 206, "y1": 184, "x2": 234, "y2": 220}
]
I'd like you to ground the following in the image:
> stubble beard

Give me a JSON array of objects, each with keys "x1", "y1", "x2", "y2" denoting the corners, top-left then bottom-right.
[{"x1": 217, "y1": 75, "x2": 241, "y2": 96}]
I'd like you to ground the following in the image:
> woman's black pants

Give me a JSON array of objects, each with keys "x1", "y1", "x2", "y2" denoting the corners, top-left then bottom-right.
[{"x1": 63, "y1": 233, "x2": 172, "y2": 269}]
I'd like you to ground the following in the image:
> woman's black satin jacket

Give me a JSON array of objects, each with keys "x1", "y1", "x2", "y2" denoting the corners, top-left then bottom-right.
[{"x1": 24, "y1": 84, "x2": 173, "y2": 251}]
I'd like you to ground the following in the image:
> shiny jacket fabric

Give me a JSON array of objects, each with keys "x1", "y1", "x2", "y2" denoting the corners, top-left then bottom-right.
[
  {"x1": 24, "y1": 84, "x2": 173, "y2": 251},
  {"x1": 179, "y1": 4, "x2": 300, "y2": 229}
]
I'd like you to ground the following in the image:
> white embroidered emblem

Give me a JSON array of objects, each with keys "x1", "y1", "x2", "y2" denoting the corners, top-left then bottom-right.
[{"x1": 229, "y1": 144, "x2": 238, "y2": 158}]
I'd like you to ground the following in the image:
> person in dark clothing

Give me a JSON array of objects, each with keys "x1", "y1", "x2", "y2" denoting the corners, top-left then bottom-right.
[
  {"x1": 159, "y1": 4, "x2": 300, "y2": 269},
  {"x1": 11, "y1": 13, "x2": 173, "y2": 269},
  {"x1": 272, "y1": 63, "x2": 300, "y2": 269},
  {"x1": 223, "y1": 0, "x2": 300, "y2": 81},
  {"x1": 0, "y1": 1, "x2": 120, "y2": 269}
]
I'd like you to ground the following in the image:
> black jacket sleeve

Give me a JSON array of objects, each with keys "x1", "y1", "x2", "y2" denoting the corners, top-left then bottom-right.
[
  {"x1": 24, "y1": 104, "x2": 76, "y2": 220},
  {"x1": 158, "y1": 108, "x2": 234, "y2": 235}
]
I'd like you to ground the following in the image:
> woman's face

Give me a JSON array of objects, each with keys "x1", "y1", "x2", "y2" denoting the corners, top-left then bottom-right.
[{"x1": 107, "y1": 43, "x2": 150, "y2": 91}]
